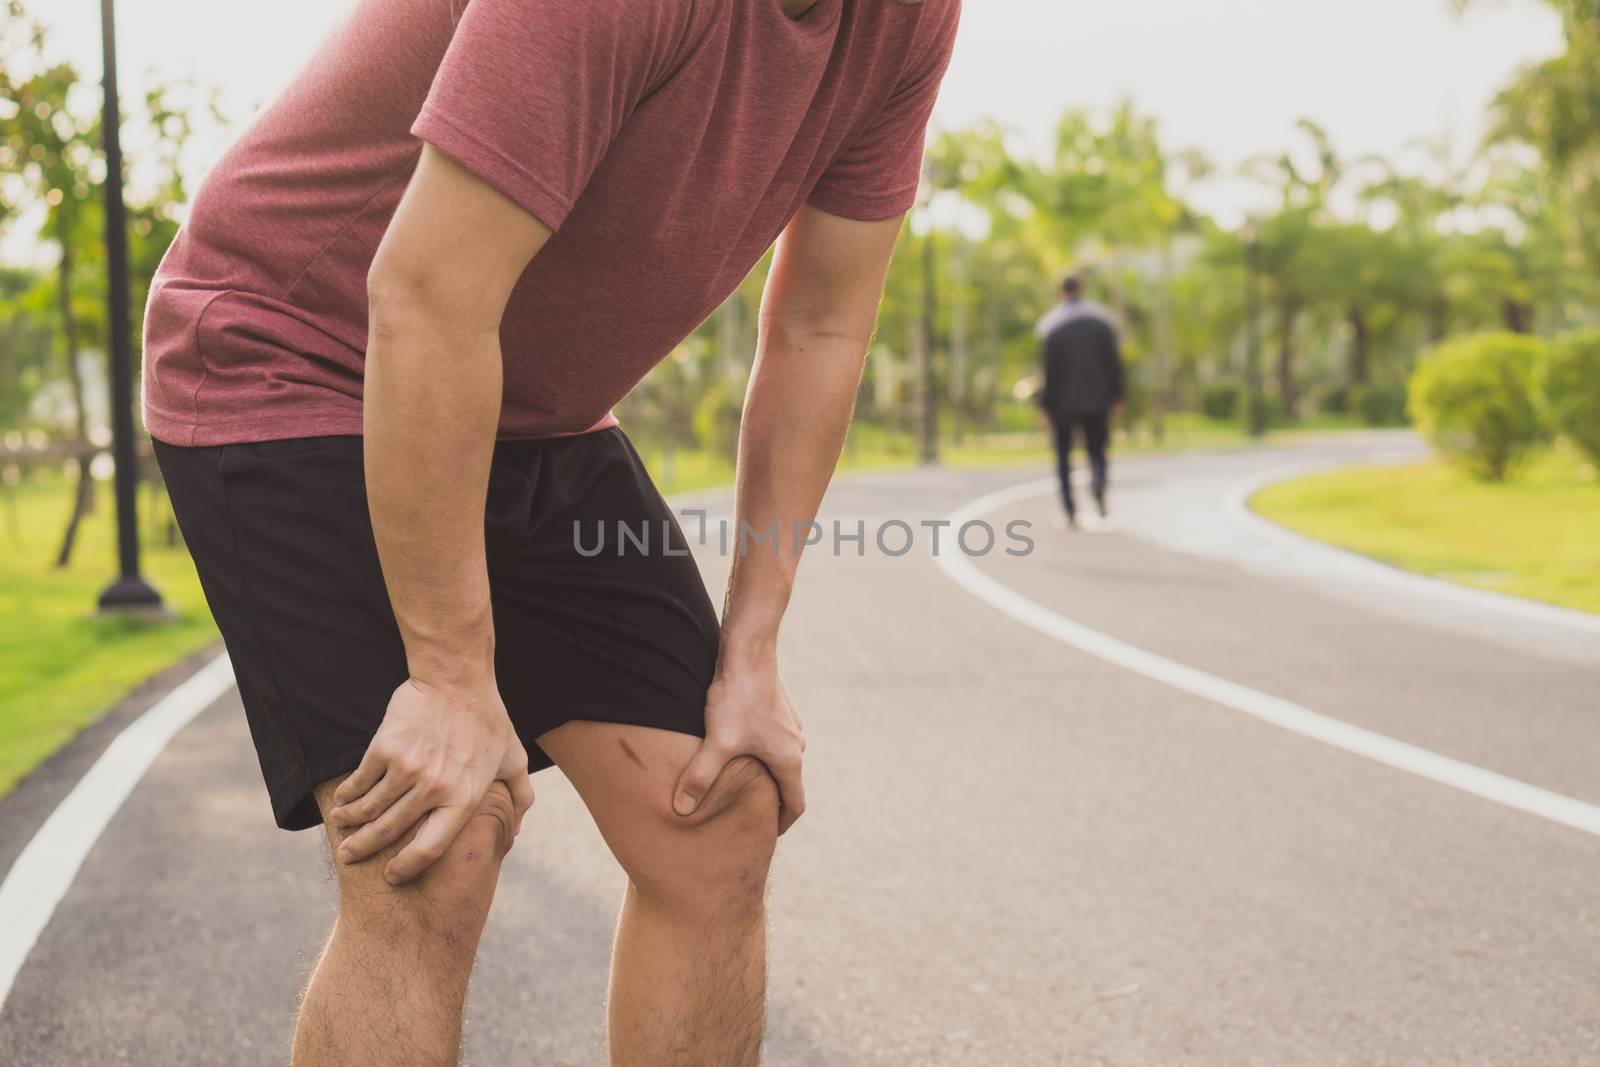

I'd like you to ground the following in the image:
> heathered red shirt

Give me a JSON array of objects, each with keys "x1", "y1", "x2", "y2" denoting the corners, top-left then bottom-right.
[{"x1": 141, "y1": 0, "x2": 961, "y2": 446}]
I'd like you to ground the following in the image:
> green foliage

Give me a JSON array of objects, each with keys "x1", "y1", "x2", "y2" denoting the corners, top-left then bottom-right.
[
  {"x1": 1200, "y1": 382, "x2": 1241, "y2": 420},
  {"x1": 1409, "y1": 333, "x2": 1549, "y2": 481},
  {"x1": 691, "y1": 380, "x2": 743, "y2": 467},
  {"x1": 1, "y1": 1, "x2": 216, "y2": 441},
  {"x1": 1351, "y1": 384, "x2": 1409, "y2": 427},
  {"x1": 1541, "y1": 328, "x2": 1600, "y2": 467},
  {"x1": 1480, "y1": 0, "x2": 1600, "y2": 278}
]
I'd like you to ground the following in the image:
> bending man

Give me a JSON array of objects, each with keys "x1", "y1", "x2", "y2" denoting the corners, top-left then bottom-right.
[{"x1": 142, "y1": 0, "x2": 960, "y2": 1063}]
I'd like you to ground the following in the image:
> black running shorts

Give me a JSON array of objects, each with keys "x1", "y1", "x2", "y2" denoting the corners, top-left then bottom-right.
[{"x1": 152, "y1": 429, "x2": 720, "y2": 831}]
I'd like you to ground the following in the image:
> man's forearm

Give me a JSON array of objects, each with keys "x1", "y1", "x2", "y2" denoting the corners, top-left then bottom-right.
[
  {"x1": 722, "y1": 323, "x2": 868, "y2": 653},
  {"x1": 363, "y1": 296, "x2": 502, "y2": 685}
]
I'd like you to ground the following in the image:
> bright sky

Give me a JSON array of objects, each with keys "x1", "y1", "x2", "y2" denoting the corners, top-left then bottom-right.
[{"x1": 24, "y1": 0, "x2": 1566, "y2": 228}]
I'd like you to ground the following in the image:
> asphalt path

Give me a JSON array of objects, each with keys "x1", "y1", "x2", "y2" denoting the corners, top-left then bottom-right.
[{"x1": 3, "y1": 432, "x2": 1598, "y2": 1065}]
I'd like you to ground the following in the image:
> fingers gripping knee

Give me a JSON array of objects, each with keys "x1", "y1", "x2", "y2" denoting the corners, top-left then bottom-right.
[
  {"x1": 321, "y1": 778, "x2": 517, "y2": 896},
  {"x1": 461, "y1": 780, "x2": 517, "y2": 863},
  {"x1": 689, "y1": 755, "x2": 781, "y2": 830}
]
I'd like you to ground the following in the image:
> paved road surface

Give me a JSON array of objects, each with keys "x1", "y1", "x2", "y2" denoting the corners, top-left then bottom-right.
[{"x1": 4, "y1": 433, "x2": 1598, "y2": 1065}]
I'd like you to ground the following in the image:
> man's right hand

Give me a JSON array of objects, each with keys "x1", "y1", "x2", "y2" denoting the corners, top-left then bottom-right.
[{"x1": 328, "y1": 675, "x2": 534, "y2": 885}]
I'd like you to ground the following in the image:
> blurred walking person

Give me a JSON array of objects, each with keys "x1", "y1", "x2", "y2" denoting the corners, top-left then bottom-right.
[{"x1": 1035, "y1": 274, "x2": 1125, "y2": 528}]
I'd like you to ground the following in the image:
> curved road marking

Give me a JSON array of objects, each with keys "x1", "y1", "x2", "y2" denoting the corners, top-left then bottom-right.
[
  {"x1": 1224, "y1": 461, "x2": 1600, "y2": 637},
  {"x1": 936, "y1": 478, "x2": 1600, "y2": 839},
  {"x1": 0, "y1": 652, "x2": 237, "y2": 1008}
]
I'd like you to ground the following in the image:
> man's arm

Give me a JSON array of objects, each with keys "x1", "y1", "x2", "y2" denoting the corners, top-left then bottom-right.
[
  {"x1": 1105, "y1": 322, "x2": 1126, "y2": 418},
  {"x1": 327, "y1": 146, "x2": 551, "y2": 885},
  {"x1": 1038, "y1": 336, "x2": 1058, "y2": 418},
  {"x1": 672, "y1": 205, "x2": 905, "y2": 834}
]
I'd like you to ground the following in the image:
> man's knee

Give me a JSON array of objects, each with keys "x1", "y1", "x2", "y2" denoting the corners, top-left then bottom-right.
[
  {"x1": 624, "y1": 756, "x2": 778, "y2": 916},
  {"x1": 322, "y1": 779, "x2": 516, "y2": 943},
  {"x1": 455, "y1": 779, "x2": 517, "y2": 866}
]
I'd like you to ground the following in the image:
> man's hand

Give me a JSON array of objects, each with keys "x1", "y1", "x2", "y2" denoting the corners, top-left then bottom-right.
[
  {"x1": 674, "y1": 643, "x2": 806, "y2": 834},
  {"x1": 328, "y1": 675, "x2": 534, "y2": 884}
]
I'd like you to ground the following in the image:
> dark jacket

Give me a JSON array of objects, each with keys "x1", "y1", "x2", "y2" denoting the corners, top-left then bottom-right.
[{"x1": 1036, "y1": 300, "x2": 1125, "y2": 418}]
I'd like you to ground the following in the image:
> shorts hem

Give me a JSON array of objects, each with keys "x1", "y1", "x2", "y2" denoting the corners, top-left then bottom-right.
[
  {"x1": 527, "y1": 702, "x2": 708, "y2": 760},
  {"x1": 267, "y1": 704, "x2": 708, "y2": 834},
  {"x1": 270, "y1": 742, "x2": 374, "y2": 832}
]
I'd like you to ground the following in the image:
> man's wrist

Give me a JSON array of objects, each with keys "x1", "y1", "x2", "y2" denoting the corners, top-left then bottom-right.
[
  {"x1": 718, "y1": 627, "x2": 778, "y2": 672},
  {"x1": 405, "y1": 634, "x2": 496, "y2": 692}
]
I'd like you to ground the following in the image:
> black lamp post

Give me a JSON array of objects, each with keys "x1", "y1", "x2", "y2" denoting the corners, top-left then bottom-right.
[
  {"x1": 95, "y1": 0, "x2": 165, "y2": 615},
  {"x1": 1242, "y1": 218, "x2": 1267, "y2": 440}
]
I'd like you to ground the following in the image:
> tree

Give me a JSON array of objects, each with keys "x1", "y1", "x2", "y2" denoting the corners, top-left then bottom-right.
[
  {"x1": 1, "y1": 8, "x2": 106, "y2": 565},
  {"x1": 0, "y1": 1, "x2": 220, "y2": 564},
  {"x1": 1470, "y1": 0, "x2": 1600, "y2": 276}
]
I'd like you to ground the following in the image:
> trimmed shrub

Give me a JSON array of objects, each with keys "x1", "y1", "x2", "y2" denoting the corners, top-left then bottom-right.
[
  {"x1": 1408, "y1": 333, "x2": 1548, "y2": 482},
  {"x1": 1541, "y1": 328, "x2": 1600, "y2": 468},
  {"x1": 1200, "y1": 382, "x2": 1241, "y2": 421}
]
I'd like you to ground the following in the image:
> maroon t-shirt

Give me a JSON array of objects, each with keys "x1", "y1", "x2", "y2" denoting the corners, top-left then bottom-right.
[{"x1": 141, "y1": 0, "x2": 961, "y2": 446}]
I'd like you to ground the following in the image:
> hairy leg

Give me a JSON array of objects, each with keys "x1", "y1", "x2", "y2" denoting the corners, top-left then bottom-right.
[
  {"x1": 539, "y1": 722, "x2": 779, "y2": 1067},
  {"x1": 291, "y1": 775, "x2": 518, "y2": 1067}
]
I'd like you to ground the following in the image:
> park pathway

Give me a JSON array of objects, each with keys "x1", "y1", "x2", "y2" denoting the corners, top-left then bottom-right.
[{"x1": 3, "y1": 433, "x2": 1598, "y2": 1065}]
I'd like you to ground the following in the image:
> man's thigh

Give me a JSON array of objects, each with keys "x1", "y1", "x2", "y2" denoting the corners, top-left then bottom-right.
[
  {"x1": 538, "y1": 722, "x2": 701, "y2": 855},
  {"x1": 537, "y1": 722, "x2": 778, "y2": 891}
]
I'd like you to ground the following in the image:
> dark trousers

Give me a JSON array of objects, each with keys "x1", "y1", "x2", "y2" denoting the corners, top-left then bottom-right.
[{"x1": 1049, "y1": 412, "x2": 1110, "y2": 518}]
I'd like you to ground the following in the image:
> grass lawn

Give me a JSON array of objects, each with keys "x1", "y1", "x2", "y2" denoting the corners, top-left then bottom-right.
[
  {"x1": 1251, "y1": 446, "x2": 1600, "y2": 615},
  {"x1": 0, "y1": 470, "x2": 220, "y2": 799}
]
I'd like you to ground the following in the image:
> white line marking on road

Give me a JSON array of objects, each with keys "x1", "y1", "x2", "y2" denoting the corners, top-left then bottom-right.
[
  {"x1": 1224, "y1": 462, "x2": 1600, "y2": 637},
  {"x1": 936, "y1": 479, "x2": 1600, "y2": 838},
  {"x1": 0, "y1": 652, "x2": 237, "y2": 1008}
]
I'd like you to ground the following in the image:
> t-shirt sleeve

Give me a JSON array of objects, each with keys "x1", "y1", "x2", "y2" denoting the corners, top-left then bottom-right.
[
  {"x1": 807, "y1": 2, "x2": 962, "y2": 222},
  {"x1": 411, "y1": 0, "x2": 683, "y2": 232}
]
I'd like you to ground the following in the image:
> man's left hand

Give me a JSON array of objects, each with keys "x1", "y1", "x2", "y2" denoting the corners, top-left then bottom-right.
[{"x1": 673, "y1": 643, "x2": 806, "y2": 834}]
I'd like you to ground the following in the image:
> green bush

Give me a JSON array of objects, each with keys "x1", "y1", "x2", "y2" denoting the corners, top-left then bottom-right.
[
  {"x1": 1541, "y1": 328, "x2": 1600, "y2": 468},
  {"x1": 1352, "y1": 384, "x2": 1408, "y2": 427},
  {"x1": 1409, "y1": 333, "x2": 1549, "y2": 482},
  {"x1": 1200, "y1": 382, "x2": 1241, "y2": 421},
  {"x1": 1318, "y1": 386, "x2": 1351, "y2": 415}
]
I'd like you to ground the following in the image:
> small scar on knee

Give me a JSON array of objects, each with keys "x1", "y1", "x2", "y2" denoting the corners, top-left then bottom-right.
[{"x1": 617, "y1": 737, "x2": 648, "y2": 771}]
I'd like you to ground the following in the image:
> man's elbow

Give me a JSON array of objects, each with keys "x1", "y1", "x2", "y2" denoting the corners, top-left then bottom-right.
[
  {"x1": 366, "y1": 255, "x2": 499, "y2": 347},
  {"x1": 764, "y1": 302, "x2": 878, "y2": 353}
]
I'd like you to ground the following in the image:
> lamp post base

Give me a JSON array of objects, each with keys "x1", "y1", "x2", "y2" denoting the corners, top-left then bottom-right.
[{"x1": 97, "y1": 574, "x2": 170, "y2": 619}]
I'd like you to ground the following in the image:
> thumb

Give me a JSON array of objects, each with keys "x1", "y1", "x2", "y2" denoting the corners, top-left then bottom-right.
[{"x1": 673, "y1": 740, "x2": 729, "y2": 817}]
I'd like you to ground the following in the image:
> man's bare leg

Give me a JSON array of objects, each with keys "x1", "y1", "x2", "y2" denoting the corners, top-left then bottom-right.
[
  {"x1": 539, "y1": 721, "x2": 779, "y2": 1067},
  {"x1": 290, "y1": 775, "x2": 518, "y2": 1067}
]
